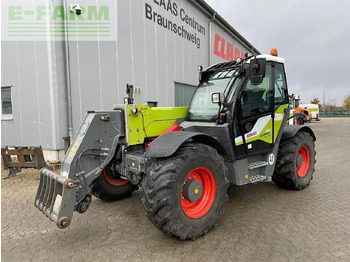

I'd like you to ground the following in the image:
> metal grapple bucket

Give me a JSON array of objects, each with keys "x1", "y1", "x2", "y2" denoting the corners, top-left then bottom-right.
[{"x1": 34, "y1": 168, "x2": 76, "y2": 228}]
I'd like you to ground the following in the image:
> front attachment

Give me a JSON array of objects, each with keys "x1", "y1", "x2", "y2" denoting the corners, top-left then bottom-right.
[
  {"x1": 34, "y1": 110, "x2": 125, "y2": 229},
  {"x1": 35, "y1": 168, "x2": 76, "y2": 228}
]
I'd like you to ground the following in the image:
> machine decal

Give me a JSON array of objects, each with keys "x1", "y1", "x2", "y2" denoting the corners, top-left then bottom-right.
[
  {"x1": 247, "y1": 131, "x2": 257, "y2": 138},
  {"x1": 275, "y1": 113, "x2": 283, "y2": 121},
  {"x1": 235, "y1": 115, "x2": 271, "y2": 145},
  {"x1": 68, "y1": 140, "x2": 80, "y2": 158},
  {"x1": 260, "y1": 129, "x2": 271, "y2": 138},
  {"x1": 273, "y1": 105, "x2": 289, "y2": 141}
]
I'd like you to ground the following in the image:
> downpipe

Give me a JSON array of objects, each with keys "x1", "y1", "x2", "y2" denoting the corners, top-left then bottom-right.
[
  {"x1": 208, "y1": 12, "x2": 216, "y2": 65},
  {"x1": 63, "y1": 0, "x2": 74, "y2": 144}
]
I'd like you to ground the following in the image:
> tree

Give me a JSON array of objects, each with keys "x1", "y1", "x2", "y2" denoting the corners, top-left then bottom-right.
[
  {"x1": 310, "y1": 97, "x2": 322, "y2": 110},
  {"x1": 310, "y1": 98, "x2": 320, "y2": 104},
  {"x1": 344, "y1": 93, "x2": 350, "y2": 110}
]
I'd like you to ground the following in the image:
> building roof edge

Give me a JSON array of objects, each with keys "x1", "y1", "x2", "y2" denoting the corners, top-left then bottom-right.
[{"x1": 190, "y1": 0, "x2": 260, "y2": 55}]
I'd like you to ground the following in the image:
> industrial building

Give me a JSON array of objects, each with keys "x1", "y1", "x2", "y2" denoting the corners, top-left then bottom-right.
[{"x1": 1, "y1": 0, "x2": 259, "y2": 160}]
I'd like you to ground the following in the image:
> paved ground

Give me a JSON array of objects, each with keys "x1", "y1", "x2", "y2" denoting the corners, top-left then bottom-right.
[{"x1": 2, "y1": 118, "x2": 350, "y2": 261}]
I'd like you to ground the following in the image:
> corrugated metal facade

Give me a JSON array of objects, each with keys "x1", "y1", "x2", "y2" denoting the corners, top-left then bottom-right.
[{"x1": 1, "y1": 0, "x2": 258, "y2": 156}]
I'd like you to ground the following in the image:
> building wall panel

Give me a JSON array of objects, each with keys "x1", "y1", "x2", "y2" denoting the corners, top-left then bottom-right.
[{"x1": 1, "y1": 0, "x2": 258, "y2": 153}]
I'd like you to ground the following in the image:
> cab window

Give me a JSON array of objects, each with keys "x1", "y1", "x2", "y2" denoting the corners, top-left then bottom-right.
[
  {"x1": 274, "y1": 63, "x2": 288, "y2": 109},
  {"x1": 240, "y1": 64, "x2": 272, "y2": 120}
]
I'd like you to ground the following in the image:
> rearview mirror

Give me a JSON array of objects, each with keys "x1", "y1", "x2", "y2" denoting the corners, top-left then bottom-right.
[
  {"x1": 249, "y1": 58, "x2": 266, "y2": 85},
  {"x1": 212, "y1": 92, "x2": 225, "y2": 104}
]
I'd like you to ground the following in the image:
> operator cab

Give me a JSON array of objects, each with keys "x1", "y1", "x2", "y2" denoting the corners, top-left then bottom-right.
[{"x1": 185, "y1": 50, "x2": 290, "y2": 159}]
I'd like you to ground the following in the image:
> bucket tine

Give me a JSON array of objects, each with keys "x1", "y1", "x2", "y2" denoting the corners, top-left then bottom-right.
[
  {"x1": 41, "y1": 173, "x2": 52, "y2": 214},
  {"x1": 34, "y1": 168, "x2": 76, "y2": 229},
  {"x1": 45, "y1": 175, "x2": 58, "y2": 218},
  {"x1": 35, "y1": 170, "x2": 47, "y2": 210},
  {"x1": 43, "y1": 175, "x2": 54, "y2": 216}
]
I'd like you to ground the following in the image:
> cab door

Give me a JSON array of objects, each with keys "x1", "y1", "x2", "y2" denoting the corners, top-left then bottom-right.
[
  {"x1": 271, "y1": 62, "x2": 289, "y2": 142},
  {"x1": 233, "y1": 61, "x2": 289, "y2": 158},
  {"x1": 233, "y1": 62, "x2": 273, "y2": 157},
  {"x1": 234, "y1": 62, "x2": 289, "y2": 158}
]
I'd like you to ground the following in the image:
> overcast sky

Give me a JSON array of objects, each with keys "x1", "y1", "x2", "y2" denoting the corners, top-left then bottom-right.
[{"x1": 205, "y1": 0, "x2": 350, "y2": 106}]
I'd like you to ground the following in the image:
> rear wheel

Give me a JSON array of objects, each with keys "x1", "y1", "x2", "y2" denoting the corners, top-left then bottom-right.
[
  {"x1": 272, "y1": 131, "x2": 316, "y2": 190},
  {"x1": 92, "y1": 163, "x2": 138, "y2": 201},
  {"x1": 296, "y1": 117, "x2": 304, "y2": 125},
  {"x1": 142, "y1": 143, "x2": 229, "y2": 240}
]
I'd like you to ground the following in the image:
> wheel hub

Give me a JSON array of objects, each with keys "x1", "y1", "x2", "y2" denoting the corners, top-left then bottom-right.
[
  {"x1": 296, "y1": 146, "x2": 311, "y2": 178},
  {"x1": 296, "y1": 154, "x2": 303, "y2": 167},
  {"x1": 180, "y1": 167, "x2": 216, "y2": 218},
  {"x1": 183, "y1": 179, "x2": 203, "y2": 202}
]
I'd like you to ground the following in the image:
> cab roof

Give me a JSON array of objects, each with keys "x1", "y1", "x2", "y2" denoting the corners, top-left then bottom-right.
[
  {"x1": 254, "y1": 54, "x2": 285, "y2": 64},
  {"x1": 205, "y1": 54, "x2": 285, "y2": 72}
]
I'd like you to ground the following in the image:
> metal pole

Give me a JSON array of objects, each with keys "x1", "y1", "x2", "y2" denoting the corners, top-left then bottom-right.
[
  {"x1": 323, "y1": 89, "x2": 326, "y2": 112},
  {"x1": 63, "y1": 0, "x2": 74, "y2": 144},
  {"x1": 208, "y1": 12, "x2": 216, "y2": 65}
]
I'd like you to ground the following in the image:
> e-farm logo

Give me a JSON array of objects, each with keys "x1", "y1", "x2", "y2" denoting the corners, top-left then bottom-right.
[{"x1": 3, "y1": 2, "x2": 113, "y2": 40}]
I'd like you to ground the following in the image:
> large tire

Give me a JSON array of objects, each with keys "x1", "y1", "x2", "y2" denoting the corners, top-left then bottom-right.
[
  {"x1": 91, "y1": 164, "x2": 138, "y2": 201},
  {"x1": 272, "y1": 131, "x2": 316, "y2": 190},
  {"x1": 142, "y1": 143, "x2": 229, "y2": 240}
]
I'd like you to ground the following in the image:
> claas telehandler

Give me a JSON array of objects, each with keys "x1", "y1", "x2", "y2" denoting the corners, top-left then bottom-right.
[{"x1": 35, "y1": 50, "x2": 316, "y2": 240}]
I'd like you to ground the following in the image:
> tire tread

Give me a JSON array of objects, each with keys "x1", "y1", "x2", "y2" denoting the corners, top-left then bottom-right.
[
  {"x1": 272, "y1": 131, "x2": 316, "y2": 190},
  {"x1": 142, "y1": 143, "x2": 229, "y2": 240}
]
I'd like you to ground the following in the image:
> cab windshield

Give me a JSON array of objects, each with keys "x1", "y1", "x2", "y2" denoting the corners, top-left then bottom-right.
[{"x1": 188, "y1": 69, "x2": 240, "y2": 121}]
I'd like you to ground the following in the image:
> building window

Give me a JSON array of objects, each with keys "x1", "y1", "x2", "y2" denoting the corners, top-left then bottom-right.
[
  {"x1": 174, "y1": 82, "x2": 197, "y2": 107},
  {"x1": 2, "y1": 86, "x2": 13, "y2": 120}
]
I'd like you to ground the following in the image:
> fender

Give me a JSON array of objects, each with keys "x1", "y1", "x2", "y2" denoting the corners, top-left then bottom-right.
[
  {"x1": 282, "y1": 125, "x2": 316, "y2": 141},
  {"x1": 145, "y1": 131, "x2": 227, "y2": 158}
]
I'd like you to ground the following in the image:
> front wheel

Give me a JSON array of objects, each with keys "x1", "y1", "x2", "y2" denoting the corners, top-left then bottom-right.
[
  {"x1": 91, "y1": 164, "x2": 138, "y2": 201},
  {"x1": 142, "y1": 143, "x2": 229, "y2": 240},
  {"x1": 272, "y1": 131, "x2": 316, "y2": 190}
]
